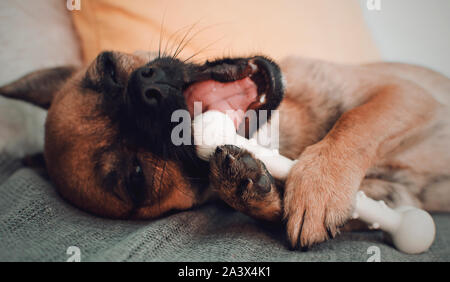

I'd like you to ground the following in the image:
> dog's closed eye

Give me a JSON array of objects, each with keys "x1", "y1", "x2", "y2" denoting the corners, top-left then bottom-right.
[
  {"x1": 126, "y1": 160, "x2": 147, "y2": 205},
  {"x1": 82, "y1": 51, "x2": 125, "y2": 94},
  {"x1": 102, "y1": 53, "x2": 120, "y2": 86}
]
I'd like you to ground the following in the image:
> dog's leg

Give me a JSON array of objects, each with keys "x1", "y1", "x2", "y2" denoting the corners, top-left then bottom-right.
[
  {"x1": 421, "y1": 179, "x2": 450, "y2": 212},
  {"x1": 284, "y1": 84, "x2": 440, "y2": 249},
  {"x1": 359, "y1": 178, "x2": 422, "y2": 208},
  {"x1": 209, "y1": 145, "x2": 283, "y2": 222}
]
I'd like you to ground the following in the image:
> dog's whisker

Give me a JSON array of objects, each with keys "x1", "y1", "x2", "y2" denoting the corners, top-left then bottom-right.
[
  {"x1": 157, "y1": 160, "x2": 166, "y2": 214},
  {"x1": 171, "y1": 21, "x2": 200, "y2": 59},
  {"x1": 183, "y1": 36, "x2": 225, "y2": 63},
  {"x1": 173, "y1": 23, "x2": 221, "y2": 59},
  {"x1": 162, "y1": 24, "x2": 194, "y2": 58},
  {"x1": 158, "y1": 9, "x2": 167, "y2": 59}
]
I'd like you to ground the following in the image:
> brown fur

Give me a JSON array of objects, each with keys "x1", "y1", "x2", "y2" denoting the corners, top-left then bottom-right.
[
  {"x1": 212, "y1": 57, "x2": 450, "y2": 248},
  {"x1": 1, "y1": 53, "x2": 449, "y2": 250},
  {"x1": 209, "y1": 145, "x2": 283, "y2": 222},
  {"x1": 1, "y1": 51, "x2": 206, "y2": 219},
  {"x1": 243, "y1": 57, "x2": 448, "y2": 248}
]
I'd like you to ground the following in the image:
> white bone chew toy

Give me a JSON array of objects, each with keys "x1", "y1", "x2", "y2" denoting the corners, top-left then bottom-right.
[{"x1": 193, "y1": 111, "x2": 436, "y2": 254}]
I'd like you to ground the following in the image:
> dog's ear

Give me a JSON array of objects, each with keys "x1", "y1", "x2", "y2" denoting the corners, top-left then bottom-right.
[{"x1": 0, "y1": 66, "x2": 78, "y2": 109}]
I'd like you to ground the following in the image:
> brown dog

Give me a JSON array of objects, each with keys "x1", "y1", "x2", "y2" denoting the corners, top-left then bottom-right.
[{"x1": 1, "y1": 51, "x2": 449, "y2": 249}]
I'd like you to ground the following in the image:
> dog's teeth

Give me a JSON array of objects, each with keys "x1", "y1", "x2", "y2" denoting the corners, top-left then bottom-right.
[
  {"x1": 249, "y1": 61, "x2": 258, "y2": 73},
  {"x1": 259, "y1": 94, "x2": 266, "y2": 103}
]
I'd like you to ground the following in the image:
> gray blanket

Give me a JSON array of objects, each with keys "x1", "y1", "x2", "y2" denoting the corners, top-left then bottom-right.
[{"x1": 0, "y1": 153, "x2": 449, "y2": 262}]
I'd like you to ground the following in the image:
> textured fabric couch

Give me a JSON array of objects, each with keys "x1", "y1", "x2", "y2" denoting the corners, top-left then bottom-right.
[{"x1": 0, "y1": 0, "x2": 448, "y2": 262}]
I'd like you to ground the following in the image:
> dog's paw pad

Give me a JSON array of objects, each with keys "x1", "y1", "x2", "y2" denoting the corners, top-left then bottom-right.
[{"x1": 209, "y1": 145, "x2": 282, "y2": 221}]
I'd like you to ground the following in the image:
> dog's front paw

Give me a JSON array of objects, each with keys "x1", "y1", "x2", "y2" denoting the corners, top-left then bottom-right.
[
  {"x1": 209, "y1": 145, "x2": 282, "y2": 221},
  {"x1": 284, "y1": 141, "x2": 360, "y2": 249}
]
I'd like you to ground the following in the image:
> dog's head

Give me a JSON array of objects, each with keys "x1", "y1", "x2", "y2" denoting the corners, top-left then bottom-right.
[{"x1": 0, "y1": 51, "x2": 284, "y2": 218}]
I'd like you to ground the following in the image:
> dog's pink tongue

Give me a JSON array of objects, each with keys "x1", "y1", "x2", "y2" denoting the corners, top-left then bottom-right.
[{"x1": 184, "y1": 77, "x2": 257, "y2": 128}]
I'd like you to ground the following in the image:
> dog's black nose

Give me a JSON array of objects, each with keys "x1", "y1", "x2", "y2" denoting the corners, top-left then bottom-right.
[
  {"x1": 130, "y1": 66, "x2": 171, "y2": 107},
  {"x1": 127, "y1": 60, "x2": 186, "y2": 114}
]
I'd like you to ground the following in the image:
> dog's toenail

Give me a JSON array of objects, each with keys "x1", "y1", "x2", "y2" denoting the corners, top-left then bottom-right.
[
  {"x1": 225, "y1": 154, "x2": 235, "y2": 165},
  {"x1": 215, "y1": 147, "x2": 223, "y2": 154},
  {"x1": 238, "y1": 178, "x2": 253, "y2": 195},
  {"x1": 257, "y1": 175, "x2": 271, "y2": 193}
]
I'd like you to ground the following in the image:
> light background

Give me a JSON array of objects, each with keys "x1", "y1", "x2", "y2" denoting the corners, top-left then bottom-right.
[{"x1": 360, "y1": 0, "x2": 450, "y2": 77}]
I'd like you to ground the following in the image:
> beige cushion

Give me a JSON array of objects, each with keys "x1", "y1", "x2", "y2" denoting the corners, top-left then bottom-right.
[{"x1": 72, "y1": 0, "x2": 379, "y2": 64}]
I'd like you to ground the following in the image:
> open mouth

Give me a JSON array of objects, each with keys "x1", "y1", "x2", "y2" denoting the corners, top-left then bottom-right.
[{"x1": 183, "y1": 57, "x2": 281, "y2": 129}]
